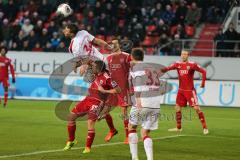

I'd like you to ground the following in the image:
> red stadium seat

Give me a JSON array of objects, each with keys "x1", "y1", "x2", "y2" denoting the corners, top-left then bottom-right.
[
  {"x1": 142, "y1": 36, "x2": 158, "y2": 46},
  {"x1": 146, "y1": 25, "x2": 156, "y2": 32},
  {"x1": 146, "y1": 47, "x2": 155, "y2": 55},
  {"x1": 185, "y1": 25, "x2": 195, "y2": 37}
]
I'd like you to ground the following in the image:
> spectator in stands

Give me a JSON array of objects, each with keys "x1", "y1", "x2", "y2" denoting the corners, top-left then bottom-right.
[
  {"x1": 158, "y1": 33, "x2": 171, "y2": 55},
  {"x1": 44, "y1": 42, "x2": 54, "y2": 52},
  {"x1": 156, "y1": 19, "x2": 170, "y2": 36},
  {"x1": 214, "y1": 28, "x2": 227, "y2": 57},
  {"x1": 34, "y1": 20, "x2": 44, "y2": 36},
  {"x1": 171, "y1": 34, "x2": 182, "y2": 56},
  {"x1": 173, "y1": 24, "x2": 186, "y2": 39},
  {"x1": 47, "y1": 21, "x2": 58, "y2": 36},
  {"x1": 32, "y1": 42, "x2": 43, "y2": 52},
  {"x1": 38, "y1": 0, "x2": 52, "y2": 21},
  {"x1": 22, "y1": 19, "x2": 34, "y2": 37},
  {"x1": 50, "y1": 32, "x2": 61, "y2": 51},
  {"x1": 175, "y1": 0, "x2": 187, "y2": 25},
  {"x1": 185, "y1": 2, "x2": 201, "y2": 25},
  {"x1": 3, "y1": 0, "x2": 18, "y2": 21},
  {"x1": 161, "y1": 5, "x2": 175, "y2": 25},
  {"x1": 1, "y1": 19, "x2": 11, "y2": 43},
  {"x1": 40, "y1": 28, "x2": 50, "y2": 47},
  {"x1": 224, "y1": 23, "x2": 239, "y2": 57},
  {"x1": 151, "y1": 3, "x2": 163, "y2": 18},
  {"x1": 56, "y1": 41, "x2": 68, "y2": 53},
  {"x1": 22, "y1": 40, "x2": 31, "y2": 51},
  {"x1": 28, "y1": 30, "x2": 38, "y2": 50}
]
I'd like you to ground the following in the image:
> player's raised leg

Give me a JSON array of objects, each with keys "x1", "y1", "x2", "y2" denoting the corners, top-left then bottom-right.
[
  {"x1": 64, "y1": 113, "x2": 78, "y2": 150},
  {"x1": 141, "y1": 129, "x2": 153, "y2": 160},
  {"x1": 104, "y1": 113, "x2": 118, "y2": 142}
]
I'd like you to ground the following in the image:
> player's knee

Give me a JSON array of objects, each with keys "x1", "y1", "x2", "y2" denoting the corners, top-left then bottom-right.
[
  {"x1": 141, "y1": 129, "x2": 150, "y2": 138},
  {"x1": 128, "y1": 123, "x2": 137, "y2": 130},
  {"x1": 4, "y1": 87, "x2": 8, "y2": 92},
  {"x1": 193, "y1": 106, "x2": 201, "y2": 113},
  {"x1": 88, "y1": 119, "x2": 96, "y2": 130},
  {"x1": 175, "y1": 105, "x2": 181, "y2": 112}
]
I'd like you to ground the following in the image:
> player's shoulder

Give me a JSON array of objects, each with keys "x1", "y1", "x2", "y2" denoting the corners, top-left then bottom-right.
[
  {"x1": 188, "y1": 61, "x2": 196, "y2": 64},
  {"x1": 121, "y1": 52, "x2": 130, "y2": 56}
]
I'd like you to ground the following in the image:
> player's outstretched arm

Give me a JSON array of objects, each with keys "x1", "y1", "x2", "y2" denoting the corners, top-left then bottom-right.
[
  {"x1": 98, "y1": 86, "x2": 121, "y2": 94},
  {"x1": 93, "y1": 38, "x2": 113, "y2": 51},
  {"x1": 161, "y1": 63, "x2": 177, "y2": 73},
  {"x1": 194, "y1": 63, "x2": 206, "y2": 88}
]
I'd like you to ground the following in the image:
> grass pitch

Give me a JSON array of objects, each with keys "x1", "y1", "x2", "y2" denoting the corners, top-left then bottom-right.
[{"x1": 0, "y1": 100, "x2": 239, "y2": 160}]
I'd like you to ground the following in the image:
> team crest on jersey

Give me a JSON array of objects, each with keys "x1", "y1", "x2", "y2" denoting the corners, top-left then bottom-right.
[
  {"x1": 99, "y1": 80, "x2": 103, "y2": 84},
  {"x1": 187, "y1": 66, "x2": 190, "y2": 70}
]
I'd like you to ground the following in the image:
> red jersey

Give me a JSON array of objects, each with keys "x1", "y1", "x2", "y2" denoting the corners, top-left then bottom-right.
[
  {"x1": 162, "y1": 61, "x2": 206, "y2": 90},
  {"x1": 88, "y1": 72, "x2": 118, "y2": 102},
  {"x1": 106, "y1": 52, "x2": 131, "y2": 89},
  {"x1": 0, "y1": 56, "x2": 15, "y2": 80}
]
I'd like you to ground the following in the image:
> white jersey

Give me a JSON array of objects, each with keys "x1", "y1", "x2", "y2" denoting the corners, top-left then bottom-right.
[
  {"x1": 130, "y1": 62, "x2": 162, "y2": 109},
  {"x1": 68, "y1": 30, "x2": 104, "y2": 60}
]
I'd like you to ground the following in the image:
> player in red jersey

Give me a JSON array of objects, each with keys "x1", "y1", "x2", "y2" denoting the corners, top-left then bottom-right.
[
  {"x1": 104, "y1": 39, "x2": 131, "y2": 144},
  {"x1": 161, "y1": 50, "x2": 209, "y2": 135},
  {"x1": 0, "y1": 47, "x2": 15, "y2": 107},
  {"x1": 63, "y1": 60, "x2": 121, "y2": 153}
]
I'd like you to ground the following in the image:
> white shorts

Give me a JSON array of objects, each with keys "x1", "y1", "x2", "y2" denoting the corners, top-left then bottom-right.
[{"x1": 129, "y1": 107, "x2": 160, "y2": 130}]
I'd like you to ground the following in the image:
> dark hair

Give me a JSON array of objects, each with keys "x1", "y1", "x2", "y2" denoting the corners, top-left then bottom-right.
[
  {"x1": 94, "y1": 60, "x2": 107, "y2": 73},
  {"x1": 131, "y1": 48, "x2": 144, "y2": 61},
  {"x1": 0, "y1": 46, "x2": 8, "y2": 54},
  {"x1": 66, "y1": 23, "x2": 79, "y2": 35}
]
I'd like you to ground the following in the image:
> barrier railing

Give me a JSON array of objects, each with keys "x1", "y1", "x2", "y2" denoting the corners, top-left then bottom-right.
[{"x1": 156, "y1": 39, "x2": 240, "y2": 57}]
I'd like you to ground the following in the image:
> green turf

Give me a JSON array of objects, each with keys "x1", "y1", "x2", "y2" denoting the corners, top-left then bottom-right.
[{"x1": 0, "y1": 100, "x2": 240, "y2": 160}]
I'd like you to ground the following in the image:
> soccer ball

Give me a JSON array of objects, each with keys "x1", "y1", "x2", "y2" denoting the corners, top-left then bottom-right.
[{"x1": 56, "y1": 3, "x2": 73, "y2": 17}]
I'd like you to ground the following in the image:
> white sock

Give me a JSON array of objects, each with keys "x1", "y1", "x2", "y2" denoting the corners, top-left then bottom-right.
[
  {"x1": 129, "y1": 132, "x2": 138, "y2": 160},
  {"x1": 144, "y1": 137, "x2": 153, "y2": 160}
]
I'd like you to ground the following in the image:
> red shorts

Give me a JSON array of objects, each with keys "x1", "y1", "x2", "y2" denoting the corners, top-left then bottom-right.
[
  {"x1": 176, "y1": 89, "x2": 198, "y2": 107},
  {"x1": 71, "y1": 97, "x2": 104, "y2": 121},
  {"x1": 0, "y1": 78, "x2": 9, "y2": 88}
]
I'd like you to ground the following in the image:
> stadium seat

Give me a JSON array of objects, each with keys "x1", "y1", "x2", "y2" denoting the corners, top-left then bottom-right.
[
  {"x1": 145, "y1": 47, "x2": 156, "y2": 55},
  {"x1": 142, "y1": 36, "x2": 158, "y2": 46},
  {"x1": 146, "y1": 25, "x2": 157, "y2": 32},
  {"x1": 185, "y1": 25, "x2": 195, "y2": 37}
]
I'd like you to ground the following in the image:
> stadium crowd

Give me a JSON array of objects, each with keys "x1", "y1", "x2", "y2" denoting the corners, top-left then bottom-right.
[{"x1": 0, "y1": 0, "x2": 237, "y2": 56}]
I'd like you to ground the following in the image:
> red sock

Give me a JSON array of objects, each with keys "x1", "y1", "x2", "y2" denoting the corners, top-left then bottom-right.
[
  {"x1": 198, "y1": 112, "x2": 207, "y2": 129},
  {"x1": 86, "y1": 129, "x2": 95, "y2": 148},
  {"x1": 4, "y1": 92, "x2": 8, "y2": 105},
  {"x1": 176, "y1": 111, "x2": 182, "y2": 129},
  {"x1": 67, "y1": 124, "x2": 76, "y2": 142},
  {"x1": 105, "y1": 114, "x2": 116, "y2": 132},
  {"x1": 124, "y1": 119, "x2": 129, "y2": 138}
]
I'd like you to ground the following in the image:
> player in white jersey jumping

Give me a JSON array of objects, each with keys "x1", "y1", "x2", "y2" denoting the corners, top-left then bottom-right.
[
  {"x1": 128, "y1": 48, "x2": 162, "y2": 160},
  {"x1": 62, "y1": 23, "x2": 113, "y2": 75}
]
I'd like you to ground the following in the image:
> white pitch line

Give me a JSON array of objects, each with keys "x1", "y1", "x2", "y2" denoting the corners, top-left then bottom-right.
[{"x1": 0, "y1": 135, "x2": 184, "y2": 159}]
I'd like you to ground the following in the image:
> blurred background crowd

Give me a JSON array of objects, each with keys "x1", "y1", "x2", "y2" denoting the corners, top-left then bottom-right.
[{"x1": 0, "y1": 0, "x2": 238, "y2": 56}]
